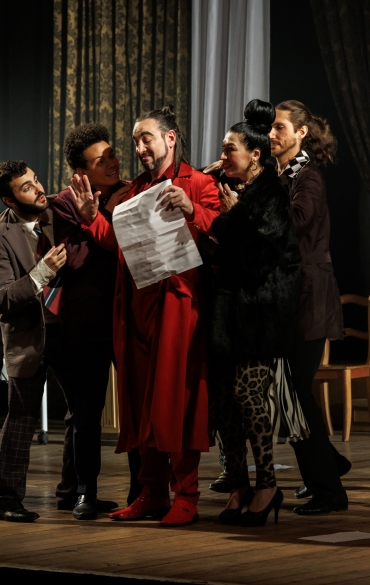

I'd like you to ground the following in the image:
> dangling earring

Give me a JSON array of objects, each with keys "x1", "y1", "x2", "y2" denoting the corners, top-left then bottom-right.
[{"x1": 237, "y1": 159, "x2": 262, "y2": 190}]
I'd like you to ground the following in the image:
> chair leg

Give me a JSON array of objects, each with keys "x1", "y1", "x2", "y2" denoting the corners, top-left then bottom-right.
[
  {"x1": 342, "y1": 369, "x2": 352, "y2": 442},
  {"x1": 319, "y1": 381, "x2": 334, "y2": 435},
  {"x1": 366, "y1": 378, "x2": 370, "y2": 421}
]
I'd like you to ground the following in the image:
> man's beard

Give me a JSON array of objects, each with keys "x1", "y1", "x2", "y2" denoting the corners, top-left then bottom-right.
[
  {"x1": 273, "y1": 136, "x2": 298, "y2": 160},
  {"x1": 140, "y1": 143, "x2": 169, "y2": 171},
  {"x1": 13, "y1": 193, "x2": 49, "y2": 216}
]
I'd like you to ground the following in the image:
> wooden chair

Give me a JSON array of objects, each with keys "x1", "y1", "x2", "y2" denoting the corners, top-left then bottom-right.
[{"x1": 314, "y1": 294, "x2": 370, "y2": 441}]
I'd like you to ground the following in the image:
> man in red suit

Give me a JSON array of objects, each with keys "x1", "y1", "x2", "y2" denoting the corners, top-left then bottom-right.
[{"x1": 69, "y1": 105, "x2": 220, "y2": 526}]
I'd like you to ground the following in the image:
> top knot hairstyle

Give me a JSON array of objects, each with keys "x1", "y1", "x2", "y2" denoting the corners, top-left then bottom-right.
[
  {"x1": 64, "y1": 123, "x2": 110, "y2": 170},
  {"x1": 230, "y1": 99, "x2": 275, "y2": 165},
  {"x1": 135, "y1": 104, "x2": 190, "y2": 175},
  {"x1": 0, "y1": 160, "x2": 28, "y2": 200},
  {"x1": 275, "y1": 100, "x2": 337, "y2": 165}
]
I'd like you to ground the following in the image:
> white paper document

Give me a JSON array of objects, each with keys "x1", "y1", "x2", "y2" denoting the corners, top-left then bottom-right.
[
  {"x1": 247, "y1": 464, "x2": 293, "y2": 471},
  {"x1": 300, "y1": 531, "x2": 370, "y2": 543},
  {"x1": 112, "y1": 179, "x2": 203, "y2": 289}
]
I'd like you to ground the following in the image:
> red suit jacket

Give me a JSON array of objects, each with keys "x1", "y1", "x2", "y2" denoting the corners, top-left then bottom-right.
[{"x1": 83, "y1": 162, "x2": 220, "y2": 453}]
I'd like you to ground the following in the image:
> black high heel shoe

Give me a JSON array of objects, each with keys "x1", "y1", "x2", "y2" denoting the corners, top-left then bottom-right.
[
  {"x1": 219, "y1": 486, "x2": 254, "y2": 525},
  {"x1": 240, "y1": 488, "x2": 284, "y2": 527}
]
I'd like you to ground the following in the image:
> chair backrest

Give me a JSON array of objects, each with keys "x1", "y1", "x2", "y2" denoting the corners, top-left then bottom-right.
[{"x1": 321, "y1": 294, "x2": 370, "y2": 366}]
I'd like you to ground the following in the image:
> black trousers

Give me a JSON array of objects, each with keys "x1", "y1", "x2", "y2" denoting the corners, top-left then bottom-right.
[
  {"x1": 55, "y1": 342, "x2": 143, "y2": 501},
  {"x1": 288, "y1": 338, "x2": 349, "y2": 498},
  {"x1": 0, "y1": 324, "x2": 73, "y2": 500},
  {"x1": 56, "y1": 341, "x2": 114, "y2": 499}
]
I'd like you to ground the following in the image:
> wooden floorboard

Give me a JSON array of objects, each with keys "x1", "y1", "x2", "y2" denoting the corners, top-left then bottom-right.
[{"x1": 0, "y1": 430, "x2": 369, "y2": 584}]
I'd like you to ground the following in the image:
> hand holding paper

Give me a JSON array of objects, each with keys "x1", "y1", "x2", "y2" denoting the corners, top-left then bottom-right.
[
  {"x1": 160, "y1": 185, "x2": 194, "y2": 215},
  {"x1": 112, "y1": 179, "x2": 202, "y2": 289}
]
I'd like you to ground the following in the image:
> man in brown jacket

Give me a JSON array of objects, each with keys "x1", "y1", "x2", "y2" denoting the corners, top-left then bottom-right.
[
  {"x1": 0, "y1": 160, "x2": 69, "y2": 522},
  {"x1": 270, "y1": 100, "x2": 351, "y2": 515}
]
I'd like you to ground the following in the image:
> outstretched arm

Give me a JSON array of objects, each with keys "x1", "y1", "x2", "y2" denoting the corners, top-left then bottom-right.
[
  {"x1": 67, "y1": 173, "x2": 119, "y2": 254},
  {"x1": 68, "y1": 174, "x2": 101, "y2": 224}
]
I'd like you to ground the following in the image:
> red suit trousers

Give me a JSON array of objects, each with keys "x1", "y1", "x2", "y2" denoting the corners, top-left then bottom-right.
[{"x1": 138, "y1": 447, "x2": 201, "y2": 505}]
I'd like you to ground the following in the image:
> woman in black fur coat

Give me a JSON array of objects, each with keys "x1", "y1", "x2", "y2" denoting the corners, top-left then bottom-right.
[{"x1": 211, "y1": 99, "x2": 302, "y2": 526}]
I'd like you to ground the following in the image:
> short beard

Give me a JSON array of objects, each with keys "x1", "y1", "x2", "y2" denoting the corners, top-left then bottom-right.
[
  {"x1": 13, "y1": 193, "x2": 49, "y2": 216},
  {"x1": 141, "y1": 143, "x2": 169, "y2": 172},
  {"x1": 274, "y1": 136, "x2": 298, "y2": 160}
]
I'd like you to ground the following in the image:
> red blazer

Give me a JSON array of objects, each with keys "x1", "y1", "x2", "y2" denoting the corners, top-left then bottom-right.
[{"x1": 83, "y1": 162, "x2": 220, "y2": 453}]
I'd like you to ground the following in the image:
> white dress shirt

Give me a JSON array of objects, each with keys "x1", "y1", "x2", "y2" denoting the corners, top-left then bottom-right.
[
  {"x1": 12, "y1": 208, "x2": 56, "y2": 291},
  {"x1": 12, "y1": 208, "x2": 59, "y2": 323}
]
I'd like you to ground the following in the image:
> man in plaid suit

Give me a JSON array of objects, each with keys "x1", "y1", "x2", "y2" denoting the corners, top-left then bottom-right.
[{"x1": 0, "y1": 160, "x2": 69, "y2": 522}]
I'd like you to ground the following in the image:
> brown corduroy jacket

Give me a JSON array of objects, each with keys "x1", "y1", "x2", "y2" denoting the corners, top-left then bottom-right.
[
  {"x1": 280, "y1": 162, "x2": 343, "y2": 342},
  {"x1": 0, "y1": 202, "x2": 55, "y2": 377}
]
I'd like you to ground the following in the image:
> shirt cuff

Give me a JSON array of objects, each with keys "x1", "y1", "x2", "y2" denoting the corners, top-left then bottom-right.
[{"x1": 29, "y1": 259, "x2": 57, "y2": 293}]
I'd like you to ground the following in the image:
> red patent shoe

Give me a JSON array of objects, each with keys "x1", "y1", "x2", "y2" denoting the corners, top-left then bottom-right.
[
  {"x1": 109, "y1": 494, "x2": 170, "y2": 521},
  {"x1": 160, "y1": 499, "x2": 199, "y2": 526}
]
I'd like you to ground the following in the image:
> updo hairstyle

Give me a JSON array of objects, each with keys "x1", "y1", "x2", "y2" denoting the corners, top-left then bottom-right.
[{"x1": 229, "y1": 99, "x2": 275, "y2": 165}]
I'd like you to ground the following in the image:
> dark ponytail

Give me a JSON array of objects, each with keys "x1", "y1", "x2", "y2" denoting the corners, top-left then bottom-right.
[
  {"x1": 275, "y1": 100, "x2": 337, "y2": 165},
  {"x1": 136, "y1": 104, "x2": 190, "y2": 175},
  {"x1": 229, "y1": 99, "x2": 275, "y2": 165}
]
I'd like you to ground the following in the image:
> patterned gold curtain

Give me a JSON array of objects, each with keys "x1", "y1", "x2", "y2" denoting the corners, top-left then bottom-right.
[{"x1": 49, "y1": 0, "x2": 191, "y2": 193}]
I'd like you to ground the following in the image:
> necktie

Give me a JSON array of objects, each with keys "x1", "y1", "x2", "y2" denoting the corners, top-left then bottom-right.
[{"x1": 33, "y1": 221, "x2": 63, "y2": 315}]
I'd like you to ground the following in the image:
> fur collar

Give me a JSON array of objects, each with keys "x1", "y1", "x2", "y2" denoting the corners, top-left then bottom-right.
[{"x1": 238, "y1": 162, "x2": 279, "y2": 201}]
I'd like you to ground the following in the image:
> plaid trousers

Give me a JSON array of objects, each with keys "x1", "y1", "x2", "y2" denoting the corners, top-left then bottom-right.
[{"x1": 0, "y1": 323, "x2": 72, "y2": 501}]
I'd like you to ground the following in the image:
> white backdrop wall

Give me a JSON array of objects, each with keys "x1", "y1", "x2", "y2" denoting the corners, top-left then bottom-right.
[{"x1": 191, "y1": 0, "x2": 270, "y2": 169}]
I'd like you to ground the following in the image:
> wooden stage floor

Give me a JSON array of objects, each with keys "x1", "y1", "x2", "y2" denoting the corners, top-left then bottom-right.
[{"x1": 0, "y1": 430, "x2": 369, "y2": 585}]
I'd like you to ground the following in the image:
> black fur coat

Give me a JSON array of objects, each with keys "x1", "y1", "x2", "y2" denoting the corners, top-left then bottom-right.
[{"x1": 211, "y1": 163, "x2": 302, "y2": 362}]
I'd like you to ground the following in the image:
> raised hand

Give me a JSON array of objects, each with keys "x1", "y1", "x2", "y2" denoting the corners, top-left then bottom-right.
[
  {"x1": 202, "y1": 160, "x2": 223, "y2": 174},
  {"x1": 160, "y1": 185, "x2": 194, "y2": 216},
  {"x1": 218, "y1": 182, "x2": 238, "y2": 213},
  {"x1": 43, "y1": 243, "x2": 67, "y2": 273},
  {"x1": 68, "y1": 174, "x2": 100, "y2": 224}
]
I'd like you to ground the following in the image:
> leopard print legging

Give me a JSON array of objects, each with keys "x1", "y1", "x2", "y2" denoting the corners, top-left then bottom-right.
[{"x1": 213, "y1": 360, "x2": 276, "y2": 490}]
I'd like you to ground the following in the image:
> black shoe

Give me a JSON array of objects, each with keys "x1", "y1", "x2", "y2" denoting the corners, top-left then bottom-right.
[
  {"x1": 339, "y1": 458, "x2": 352, "y2": 476},
  {"x1": 240, "y1": 488, "x2": 284, "y2": 527},
  {"x1": 294, "y1": 485, "x2": 312, "y2": 499},
  {"x1": 219, "y1": 486, "x2": 254, "y2": 525},
  {"x1": 57, "y1": 497, "x2": 118, "y2": 511},
  {"x1": 293, "y1": 493, "x2": 348, "y2": 515},
  {"x1": 72, "y1": 495, "x2": 98, "y2": 520},
  {"x1": 294, "y1": 459, "x2": 352, "y2": 499},
  {"x1": 209, "y1": 471, "x2": 232, "y2": 493},
  {"x1": 0, "y1": 500, "x2": 39, "y2": 523}
]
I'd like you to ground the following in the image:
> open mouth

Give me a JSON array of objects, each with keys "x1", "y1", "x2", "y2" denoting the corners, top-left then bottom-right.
[{"x1": 106, "y1": 170, "x2": 118, "y2": 177}]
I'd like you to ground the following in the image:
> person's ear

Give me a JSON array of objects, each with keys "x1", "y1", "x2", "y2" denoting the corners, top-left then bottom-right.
[
  {"x1": 251, "y1": 148, "x2": 261, "y2": 163},
  {"x1": 166, "y1": 130, "x2": 177, "y2": 149},
  {"x1": 298, "y1": 125, "x2": 308, "y2": 140},
  {"x1": 75, "y1": 167, "x2": 86, "y2": 178},
  {"x1": 2, "y1": 196, "x2": 16, "y2": 210}
]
